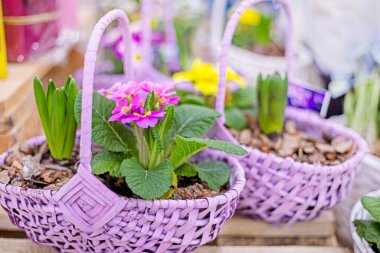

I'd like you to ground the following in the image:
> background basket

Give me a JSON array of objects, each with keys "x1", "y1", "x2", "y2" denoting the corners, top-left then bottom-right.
[
  {"x1": 208, "y1": 0, "x2": 322, "y2": 86},
  {"x1": 0, "y1": 10, "x2": 246, "y2": 252},
  {"x1": 74, "y1": 0, "x2": 173, "y2": 89},
  {"x1": 210, "y1": 0, "x2": 368, "y2": 224},
  {"x1": 350, "y1": 189, "x2": 380, "y2": 253}
]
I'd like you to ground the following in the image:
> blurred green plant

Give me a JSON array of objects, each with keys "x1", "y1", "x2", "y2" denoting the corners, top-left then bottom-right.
[
  {"x1": 344, "y1": 72, "x2": 380, "y2": 151},
  {"x1": 232, "y1": 7, "x2": 273, "y2": 49},
  {"x1": 173, "y1": 59, "x2": 255, "y2": 131},
  {"x1": 34, "y1": 76, "x2": 78, "y2": 160},
  {"x1": 257, "y1": 72, "x2": 288, "y2": 135},
  {"x1": 174, "y1": 17, "x2": 199, "y2": 70}
]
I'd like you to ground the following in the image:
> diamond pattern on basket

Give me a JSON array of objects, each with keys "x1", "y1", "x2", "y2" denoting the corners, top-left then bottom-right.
[{"x1": 53, "y1": 169, "x2": 126, "y2": 233}]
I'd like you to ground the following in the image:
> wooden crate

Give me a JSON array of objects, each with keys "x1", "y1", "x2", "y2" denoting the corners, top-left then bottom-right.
[
  {"x1": 195, "y1": 246, "x2": 350, "y2": 253},
  {"x1": 216, "y1": 211, "x2": 338, "y2": 246},
  {"x1": 0, "y1": 239, "x2": 351, "y2": 253},
  {"x1": 0, "y1": 208, "x2": 350, "y2": 253},
  {"x1": 0, "y1": 55, "x2": 55, "y2": 152}
]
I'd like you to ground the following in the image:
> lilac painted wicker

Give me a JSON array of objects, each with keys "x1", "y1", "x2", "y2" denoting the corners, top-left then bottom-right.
[
  {"x1": 211, "y1": 0, "x2": 369, "y2": 224},
  {"x1": 0, "y1": 10, "x2": 246, "y2": 253},
  {"x1": 74, "y1": 0, "x2": 172, "y2": 89}
]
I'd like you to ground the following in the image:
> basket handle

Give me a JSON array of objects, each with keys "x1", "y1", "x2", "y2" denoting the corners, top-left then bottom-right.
[
  {"x1": 141, "y1": 0, "x2": 176, "y2": 62},
  {"x1": 215, "y1": 0, "x2": 294, "y2": 122},
  {"x1": 79, "y1": 9, "x2": 133, "y2": 171},
  {"x1": 141, "y1": 0, "x2": 152, "y2": 65}
]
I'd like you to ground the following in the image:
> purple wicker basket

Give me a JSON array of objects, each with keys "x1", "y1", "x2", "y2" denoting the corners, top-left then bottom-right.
[
  {"x1": 0, "y1": 10, "x2": 246, "y2": 252},
  {"x1": 74, "y1": 0, "x2": 173, "y2": 89},
  {"x1": 210, "y1": 0, "x2": 369, "y2": 224}
]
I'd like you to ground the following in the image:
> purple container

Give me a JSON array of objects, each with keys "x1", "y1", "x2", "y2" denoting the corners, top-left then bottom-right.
[
  {"x1": 0, "y1": 10, "x2": 246, "y2": 252},
  {"x1": 210, "y1": 0, "x2": 368, "y2": 224}
]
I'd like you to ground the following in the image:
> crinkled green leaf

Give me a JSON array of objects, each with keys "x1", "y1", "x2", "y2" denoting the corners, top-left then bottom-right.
[
  {"x1": 170, "y1": 136, "x2": 208, "y2": 169},
  {"x1": 160, "y1": 105, "x2": 175, "y2": 143},
  {"x1": 121, "y1": 158, "x2": 173, "y2": 200},
  {"x1": 182, "y1": 137, "x2": 247, "y2": 156},
  {"x1": 176, "y1": 162, "x2": 197, "y2": 177},
  {"x1": 195, "y1": 162, "x2": 231, "y2": 190},
  {"x1": 225, "y1": 107, "x2": 247, "y2": 131},
  {"x1": 151, "y1": 127, "x2": 163, "y2": 151},
  {"x1": 231, "y1": 87, "x2": 255, "y2": 108},
  {"x1": 75, "y1": 92, "x2": 137, "y2": 154},
  {"x1": 181, "y1": 94, "x2": 207, "y2": 106},
  {"x1": 92, "y1": 151, "x2": 127, "y2": 177},
  {"x1": 362, "y1": 196, "x2": 380, "y2": 222},
  {"x1": 144, "y1": 91, "x2": 154, "y2": 111},
  {"x1": 354, "y1": 220, "x2": 380, "y2": 251},
  {"x1": 170, "y1": 105, "x2": 220, "y2": 138}
]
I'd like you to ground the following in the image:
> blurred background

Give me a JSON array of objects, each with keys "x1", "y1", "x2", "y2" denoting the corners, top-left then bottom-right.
[{"x1": 0, "y1": 0, "x2": 380, "y2": 248}]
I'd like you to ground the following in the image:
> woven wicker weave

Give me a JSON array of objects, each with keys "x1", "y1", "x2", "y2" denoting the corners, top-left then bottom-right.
[
  {"x1": 210, "y1": 0, "x2": 368, "y2": 224},
  {"x1": 350, "y1": 189, "x2": 380, "y2": 253},
  {"x1": 74, "y1": 0, "x2": 173, "y2": 89},
  {"x1": 0, "y1": 10, "x2": 246, "y2": 252}
]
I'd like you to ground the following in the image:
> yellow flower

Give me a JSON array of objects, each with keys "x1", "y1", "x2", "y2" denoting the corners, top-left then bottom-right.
[
  {"x1": 151, "y1": 18, "x2": 159, "y2": 30},
  {"x1": 239, "y1": 7, "x2": 261, "y2": 26},
  {"x1": 227, "y1": 68, "x2": 247, "y2": 89},
  {"x1": 173, "y1": 59, "x2": 246, "y2": 97}
]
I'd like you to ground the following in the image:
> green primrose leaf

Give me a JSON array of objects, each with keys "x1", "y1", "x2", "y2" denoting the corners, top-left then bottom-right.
[
  {"x1": 151, "y1": 127, "x2": 163, "y2": 151},
  {"x1": 144, "y1": 91, "x2": 154, "y2": 111},
  {"x1": 181, "y1": 137, "x2": 247, "y2": 156},
  {"x1": 362, "y1": 196, "x2": 380, "y2": 222},
  {"x1": 121, "y1": 158, "x2": 174, "y2": 200},
  {"x1": 181, "y1": 94, "x2": 207, "y2": 106},
  {"x1": 92, "y1": 151, "x2": 127, "y2": 178},
  {"x1": 170, "y1": 136, "x2": 208, "y2": 169},
  {"x1": 195, "y1": 162, "x2": 231, "y2": 190},
  {"x1": 75, "y1": 92, "x2": 137, "y2": 154},
  {"x1": 176, "y1": 162, "x2": 197, "y2": 177},
  {"x1": 231, "y1": 87, "x2": 256, "y2": 108},
  {"x1": 160, "y1": 105, "x2": 175, "y2": 143},
  {"x1": 355, "y1": 220, "x2": 374, "y2": 238},
  {"x1": 170, "y1": 104, "x2": 220, "y2": 138},
  {"x1": 354, "y1": 220, "x2": 380, "y2": 250},
  {"x1": 225, "y1": 107, "x2": 247, "y2": 131}
]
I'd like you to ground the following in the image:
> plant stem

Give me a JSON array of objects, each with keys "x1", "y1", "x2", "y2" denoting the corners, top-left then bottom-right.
[{"x1": 135, "y1": 126, "x2": 149, "y2": 168}]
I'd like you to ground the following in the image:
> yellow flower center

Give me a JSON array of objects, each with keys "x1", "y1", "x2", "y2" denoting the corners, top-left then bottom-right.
[
  {"x1": 121, "y1": 105, "x2": 132, "y2": 114},
  {"x1": 133, "y1": 111, "x2": 151, "y2": 118},
  {"x1": 135, "y1": 54, "x2": 142, "y2": 61}
]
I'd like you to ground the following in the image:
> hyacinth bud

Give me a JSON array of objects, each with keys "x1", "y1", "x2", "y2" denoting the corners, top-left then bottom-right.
[{"x1": 257, "y1": 72, "x2": 288, "y2": 136}]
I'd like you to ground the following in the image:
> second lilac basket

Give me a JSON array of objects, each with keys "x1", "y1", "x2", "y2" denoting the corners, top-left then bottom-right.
[
  {"x1": 74, "y1": 0, "x2": 173, "y2": 89},
  {"x1": 210, "y1": 0, "x2": 368, "y2": 224},
  {"x1": 0, "y1": 10, "x2": 246, "y2": 252}
]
